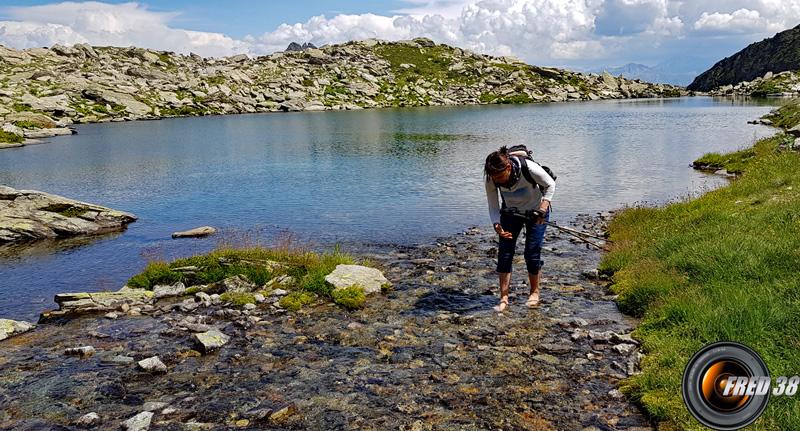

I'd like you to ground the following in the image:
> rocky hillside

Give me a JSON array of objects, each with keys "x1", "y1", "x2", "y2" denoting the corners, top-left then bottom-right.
[
  {"x1": 687, "y1": 24, "x2": 800, "y2": 92},
  {"x1": 704, "y1": 69, "x2": 800, "y2": 97},
  {"x1": 0, "y1": 37, "x2": 682, "y2": 145}
]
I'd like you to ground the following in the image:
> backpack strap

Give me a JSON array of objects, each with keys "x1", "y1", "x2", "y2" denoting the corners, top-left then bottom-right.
[{"x1": 516, "y1": 157, "x2": 537, "y2": 186}]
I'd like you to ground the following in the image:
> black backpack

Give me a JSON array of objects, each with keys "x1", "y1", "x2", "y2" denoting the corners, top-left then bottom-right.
[{"x1": 507, "y1": 145, "x2": 557, "y2": 188}]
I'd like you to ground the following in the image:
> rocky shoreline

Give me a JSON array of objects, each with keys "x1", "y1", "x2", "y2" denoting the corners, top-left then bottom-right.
[
  {"x1": 0, "y1": 185, "x2": 136, "y2": 245},
  {"x1": 0, "y1": 214, "x2": 651, "y2": 430},
  {"x1": 0, "y1": 38, "x2": 683, "y2": 147}
]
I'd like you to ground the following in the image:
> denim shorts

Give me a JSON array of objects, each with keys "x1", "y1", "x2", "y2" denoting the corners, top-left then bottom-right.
[{"x1": 496, "y1": 209, "x2": 549, "y2": 274}]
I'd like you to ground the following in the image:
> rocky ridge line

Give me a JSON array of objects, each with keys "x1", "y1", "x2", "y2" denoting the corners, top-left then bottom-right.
[{"x1": 1, "y1": 38, "x2": 683, "y2": 146}]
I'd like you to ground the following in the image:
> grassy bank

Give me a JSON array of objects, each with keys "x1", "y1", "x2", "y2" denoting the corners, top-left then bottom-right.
[{"x1": 600, "y1": 126, "x2": 800, "y2": 428}]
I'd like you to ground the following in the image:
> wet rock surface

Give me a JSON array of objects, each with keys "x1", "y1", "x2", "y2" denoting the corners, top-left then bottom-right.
[{"x1": 0, "y1": 214, "x2": 651, "y2": 430}]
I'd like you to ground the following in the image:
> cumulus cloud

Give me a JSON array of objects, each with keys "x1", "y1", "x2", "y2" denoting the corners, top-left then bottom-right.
[
  {"x1": 0, "y1": 1, "x2": 249, "y2": 57},
  {"x1": 1, "y1": 0, "x2": 800, "y2": 72}
]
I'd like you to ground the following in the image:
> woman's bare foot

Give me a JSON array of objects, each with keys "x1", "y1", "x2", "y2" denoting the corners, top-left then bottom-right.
[
  {"x1": 494, "y1": 297, "x2": 509, "y2": 312},
  {"x1": 525, "y1": 292, "x2": 540, "y2": 307}
]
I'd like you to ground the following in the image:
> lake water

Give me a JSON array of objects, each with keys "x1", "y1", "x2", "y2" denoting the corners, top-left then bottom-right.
[{"x1": 0, "y1": 97, "x2": 781, "y2": 320}]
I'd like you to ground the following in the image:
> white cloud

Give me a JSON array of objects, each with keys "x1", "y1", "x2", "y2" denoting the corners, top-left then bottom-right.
[
  {"x1": 0, "y1": 1, "x2": 248, "y2": 57},
  {"x1": 1, "y1": 0, "x2": 800, "y2": 73},
  {"x1": 693, "y1": 9, "x2": 769, "y2": 34}
]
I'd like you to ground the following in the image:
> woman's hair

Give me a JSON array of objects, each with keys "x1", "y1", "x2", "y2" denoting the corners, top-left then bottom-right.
[{"x1": 484, "y1": 146, "x2": 510, "y2": 179}]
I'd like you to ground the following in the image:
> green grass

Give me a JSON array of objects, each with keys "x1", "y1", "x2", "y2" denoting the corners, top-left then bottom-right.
[
  {"x1": 692, "y1": 135, "x2": 787, "y2": 174},
  {"x1": 11, "y1": 103, "x2": 31, "y2": 112},
  {"x1": 601, "y1": 133, "x2": 800, "y2": 430},
  {"x1": 14, "y1": 121, "x2": 41, "y2": 130},
  {"x1": 332, "y1": 285, "x2": 366, "y2": 309},
  {"x1": 279, "y1": 291, "x2": 316, "y2": 311},
  {"x1": 763, "y1": 102, "x2": 800, "y2": 130},
  {"x1": 206, "y1": 76, "x2": 225, "y2": 86},
  {"x1": 374, "y1": 43, "x2": 477, "y2": 91},
  {"x1": 0, "y1": 130, "x2": 23, "y2": 144},
  {"x1": 219, "y1": 292, "x2": 256, "y2": 306},
  {"x1": 127, "y1": 245, "x2": 362, "y2": 311}
]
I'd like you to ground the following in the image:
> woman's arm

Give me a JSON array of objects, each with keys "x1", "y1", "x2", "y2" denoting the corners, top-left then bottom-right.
[{"x1": 527, "y1": 162, "x2": 555, "y2": 208}]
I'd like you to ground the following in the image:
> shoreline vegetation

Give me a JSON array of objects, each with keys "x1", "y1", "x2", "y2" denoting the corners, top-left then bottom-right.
[
  {"x1": 0, "y1": 38, "x2": 683, "y2": 147},
  {"x1": 602, "y1": 101, "x2": 800, "y2": 429}
]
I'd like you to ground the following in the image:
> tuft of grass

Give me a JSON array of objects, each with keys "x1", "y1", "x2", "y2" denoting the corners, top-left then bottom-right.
[
  {"x1": 12, "y1": 121, "x2": 42, "y2": 130},
  {"x1": 40, "y1": 204, "x2": 88, "y2": 218},
  {"x1": 602, "y1": 131, "x2": 800, "y2": 429},
  {"x1": 763, "y1": 102, "x2": 800, "y2": 130},
  {"x1": 127, "y1": 261, "x2": 184, "y2": 290},
  {"x1": 219, "y1": 292, "x2": 256, "y2": 306},
  {"x1": 11, "y1": 103, "x2": 31, "y2": 112},
  {"x1": 332, "y1": 285, "x2": 366, "y2": 310},
  {"x1": 279, "y1": 291, "x2": 315, "y2": 311},
  {"x1": 0, "y1": 130, "x2": 24, "y2": 144}
]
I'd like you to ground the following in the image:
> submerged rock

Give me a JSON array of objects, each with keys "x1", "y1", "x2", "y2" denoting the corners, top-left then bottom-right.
[
  {"x1": 324, "y1": 264, "x2": 390, "y2": 294},
  {"x1": 194, "y1": 329, "x2": 230, "y2": 353},
  {"x1": 0, "y1": 318, "x2": 35, "y2": 341}
]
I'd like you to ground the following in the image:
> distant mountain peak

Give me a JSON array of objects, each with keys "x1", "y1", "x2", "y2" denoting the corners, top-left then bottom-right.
[{"x1": 285, "y1": 42, "x2": 318, "y2": 52}]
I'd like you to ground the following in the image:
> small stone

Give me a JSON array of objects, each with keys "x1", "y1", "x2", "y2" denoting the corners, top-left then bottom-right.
[
  {"x1": 75, "y1": 412, "x2": 100, "y2": 427},
  {"x1": 161, "y1": 407, "x2": 177, "y2": 415},
  {"x1": 122, "y1": 411, "x2": 153, "y2": 431},
  {"x1": 235, "y1": 419, "x2": 250, "y2": 427},
  {"x1": 243, "y1": 303, "x2": 256, "y2": 311},
  {"x1": 271, "y1": 288, "x2": 288, "y2": 296},
  {"x1": 194, "y1": 329, "x2": 230, "y2": 353},
  {"x1": 269, "y1": 404, "x2": 297, "y2": 422},
  {"x1": 613, "y1": 343, "x2": 637, "y2": 355},
  {"x1": 532, "y1": 354, "x2": 560, "y2": 365},
  {"x1": 106, "y1": 355, "x2": 135, "y2": 365},
  {"x1": 254, "y1": 293, "x2": 266, "y2": 303},
  {"x1": 64, "y1": 346, "x2": 96, "y2": 357},
  {"x1": 608, "y1": 389, "x2": 625, "y2": 399},
  {"x1": 104, "y1": 312, "x2": 119, "y2": 319},
  {"x1": 610, "y1": 332, "x2": 639, "y2": 345},
  {"x1": 137, "y1": 356, "x2": 167, "y2": 373}
]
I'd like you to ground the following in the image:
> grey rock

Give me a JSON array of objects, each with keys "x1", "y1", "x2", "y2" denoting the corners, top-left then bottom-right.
[
  {"x1": 122, "y1": 411, "x2": 153, "y2": 431},
  {"x1": 0, "y1": 185, "x2": 137, "y2": 245},
  {"x1": 137, "y1": 356, "x2": 167, "y2": 373},
  {"x1": 0, "y1": 319, "x2": 35, "y2": 341},
  {"x1": 324, "y1": 264, "x2": 390, "y2": 294},
  {"x1": 153, "y1": 282, "x2": 186, "y2": 299},
  {"x1": 194, "y1": 329, "x2": 230, "y2": 353},
  {"x1": 171, "y1": 226, "x2": 216, "y2": 238},
  {"x1": 75, "y1": 412, "x2": 100, "y2": 427}
]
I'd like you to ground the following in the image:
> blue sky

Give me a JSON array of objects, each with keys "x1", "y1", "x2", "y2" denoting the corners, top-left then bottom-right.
[{"x1": 1, "y1": 1, "x2": 798, "y2": 83}]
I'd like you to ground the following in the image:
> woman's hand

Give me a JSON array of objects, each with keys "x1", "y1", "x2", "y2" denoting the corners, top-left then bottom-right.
[
  {"x1": 536, "y1": 200, "x2": 550, "y2": 224},
  {"x1": 494, "y1": 223, "x2": 512, "y2": 239}
]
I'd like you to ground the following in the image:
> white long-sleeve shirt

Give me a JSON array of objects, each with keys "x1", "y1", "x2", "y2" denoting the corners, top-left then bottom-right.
[{"x1": 485, "y1": 156, "x2": 555, "y2": 225}]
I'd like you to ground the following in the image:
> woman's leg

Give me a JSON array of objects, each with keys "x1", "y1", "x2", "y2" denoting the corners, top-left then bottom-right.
[
  {"x1": 495, "y1": 212, "x2": 523, "y2": 311},
  {"x1": 524, "y1": 211, "x2": 549, "y2": 307}
]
